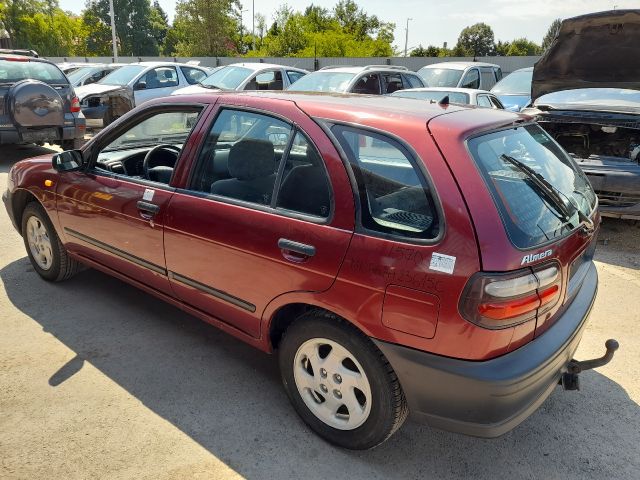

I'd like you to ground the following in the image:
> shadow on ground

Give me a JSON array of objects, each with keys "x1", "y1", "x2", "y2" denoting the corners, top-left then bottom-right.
[
  {"x1": 0, "y1": 144, "x2": 58, "y2": 174},
  {"x1": 596, "y1": 218, "x2": 640, "y2": 271},
  {"x1": 1, "y1": 257, "x2": 639, "y2": 479}
]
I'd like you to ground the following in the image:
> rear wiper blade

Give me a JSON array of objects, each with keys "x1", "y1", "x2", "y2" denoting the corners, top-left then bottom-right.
[{"x1": 500, "y1": 154, "x2": 575, "y2": 222}]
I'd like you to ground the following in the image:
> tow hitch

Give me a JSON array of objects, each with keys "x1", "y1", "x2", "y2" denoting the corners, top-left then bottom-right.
[{"x1": 561, "y1": 339, "x2": 619, "y2": 391}]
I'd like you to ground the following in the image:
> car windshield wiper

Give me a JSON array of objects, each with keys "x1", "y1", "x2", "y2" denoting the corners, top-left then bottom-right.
[{"x1": 500, "y1": 154, "x2": 583, "y2": 226}]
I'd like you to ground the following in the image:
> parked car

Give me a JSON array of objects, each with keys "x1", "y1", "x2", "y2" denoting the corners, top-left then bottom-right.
[
  {"x1": 491, "y1": 67, "x2": 533, "y2": 112},
  {"x1": 0, "y1": 48, "x2": 38, "y2": 57},
  {"x1": 0, "y1": 53, "x2": 85, "y2": 149},
  {"x1": 66, "y1": 64, "x2": 122, "y2": 88},
  {"x1": 57, "y1": 62, "x2": 104, "y2": 74},
  {"x1": 5, "y1": 91, "x2": 617, "y2": 450},
  {"x1": 286, "y1": 65, "x2": 424, "y2": 94},
  {"x1": 392, "y1": 87, "x2": 504, "y2": 108},
  {"x1": 417, "y1": 62, "x2": 502, "y2": 90},
  {"x1": 523, "y1": 9, "x2": 640, "y2": 220},
  {"x1": 75, "y1": 62, "x2": 210, "y2": 128},
  {"x1": 172, "y1": 63, "x2": 308, "y2": 95}
]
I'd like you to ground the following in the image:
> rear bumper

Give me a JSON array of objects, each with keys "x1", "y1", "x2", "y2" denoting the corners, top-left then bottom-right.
[
  {"x1": 374, "y1": 262, "x2": 598, "y2": 438},
  {"x1": 0, "y1": 121, "x2": 85, "y2": 145}
]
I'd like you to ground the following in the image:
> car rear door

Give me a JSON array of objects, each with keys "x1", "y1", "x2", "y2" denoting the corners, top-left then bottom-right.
[
  {"x1": 162, "y1": 98, "x2": 355, "y2": 338},
  {"x1": 133, "y1": 66, "x2": 180, "y2": 105}
]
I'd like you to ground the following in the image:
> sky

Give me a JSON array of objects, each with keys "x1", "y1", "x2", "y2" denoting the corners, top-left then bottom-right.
[{"x1": 59, "y1": 0, "x2": 637, "y2": 52}]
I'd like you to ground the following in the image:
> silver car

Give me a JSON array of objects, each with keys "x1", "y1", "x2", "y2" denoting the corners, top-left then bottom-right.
[
  {"x1": 391, "y1": 87, "x2": 504, "y2": 109},
  {"x1": 417, "y1": 62, "x2": 502, "y2": 91}
]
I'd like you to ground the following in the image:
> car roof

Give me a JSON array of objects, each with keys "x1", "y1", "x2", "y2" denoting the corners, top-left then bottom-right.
[
  {"x1": 151, "y1": 90, "x2": 521, "y2": 132},
  {"x1": 395, "y1": 87, "x2": 493, "y2": 95},
  {"x1": 312, "y1": 65, "x2": 415, "y2": 74},
  {"x1": 219, "y1": 62, "x2": 308, "y2": 73},
  {"x1": 0, "y1": 54, "x2": 52, "y2": 64},
  {"x1": 511, "y1": 67, "x2": 534, "y2": 72},
  {"x1": 419, "y1": 62, "x2": 500, "y2": 70},
  {"x1": 135, "y1": 61, "x2": 208, "y2": 68}
]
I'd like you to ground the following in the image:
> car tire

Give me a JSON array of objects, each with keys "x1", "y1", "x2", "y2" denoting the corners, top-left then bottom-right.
[
  {"x1": 279, "y1": 311, "x2": 408, "y2": 450},
  {"x1": 21, "y1": 202, "x2": 81, "y2": 282}
]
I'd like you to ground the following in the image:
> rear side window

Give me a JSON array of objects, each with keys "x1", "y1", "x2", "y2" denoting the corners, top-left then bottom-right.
[
  {"x1": 332, "y1": 125, "x2": 439, "y2": 240},
  {"x1": 477, "y1": 95, "x2": 492, "y2": 108},
  {"x1": 286, "y1": 70, "x2": 306, "y2": 84},
  {"x1": 0, "y1": 60, "x2": 67, "y2": 85},
  {"x1": 181, "y1": 66, "x2": 207, "y2": 85},
  {"x1": 352, "y1": 74, "x2": 381, "y2": 94},
  {"x1": 382, "y1": 73, "x2": 403, "y2": 94},
  {"x1": 461, "y1": 69, "x2": 480, "y2": 89},
  {"x1": 403, "y1": 73, "x2": 424, "y2": 88},
  {"x1": 480, "y1": 70, "x2": 497, "y2": 89},
  {"x1": 468, "y1": 125, "x2": 597, "y2": 248}
]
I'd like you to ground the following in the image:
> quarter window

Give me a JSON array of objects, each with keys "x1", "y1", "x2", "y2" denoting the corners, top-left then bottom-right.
[
  {"x1": 382, "y1": 73, "x2": 403, "y2": 94},
  {"x1": 286, "y1": 70, "x2": 306, "y2": 85},
  {"x1": 477, "y1": 95, "x2": 492, "y2": 108},
  {"x1": 181, "y1": 66, "x2": 207, "y2": 85},
  {"x1": 403, "y1": 73, "x2": 424, "y2": 88},
  {"x1": 332, "y1": 125, "x2": 439, "y2": 239}
]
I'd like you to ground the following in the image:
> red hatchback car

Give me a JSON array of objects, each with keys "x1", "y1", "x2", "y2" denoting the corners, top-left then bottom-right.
[{"x1": 4, "y1": 92, "x2": 616, "y2": 449}]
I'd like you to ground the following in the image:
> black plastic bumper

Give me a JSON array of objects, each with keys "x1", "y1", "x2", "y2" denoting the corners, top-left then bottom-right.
[
  {"x1": 3, "y1": 189, "x2": 19, "y2": 232},
  {"x1": 374, "y1": 262, "x2": 598, "y2": 438}
]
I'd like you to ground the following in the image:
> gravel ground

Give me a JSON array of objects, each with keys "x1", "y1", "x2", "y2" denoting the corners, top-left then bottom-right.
[{"x1": 1, "y1": 143, "x2": 639, "y2": 480}]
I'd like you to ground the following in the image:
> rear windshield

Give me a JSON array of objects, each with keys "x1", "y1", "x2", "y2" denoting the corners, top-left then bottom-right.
[
  {"x1": 418, "y1": 68, "x2": 463, "y2": 87},
  {"x1": 491, "y1": 69, "x2": 532, "y2": 95},
  {"x1": 468, "y1": 124, "x2": 597, "y2": 248},
  {"x1": 0, "y1": 60, "x2": 67, "y2": 85},
  {"x1": 287, "y1": 72, "x2": 355, "y2": 93}
]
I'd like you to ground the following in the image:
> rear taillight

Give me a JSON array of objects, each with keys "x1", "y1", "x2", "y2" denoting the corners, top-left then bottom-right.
[
  {"x1": 460, "y1": 263, "x2": 561, "y2": 329},
  {"x1": 71, "y1": 96, "x2": 81, "y2": 113}
]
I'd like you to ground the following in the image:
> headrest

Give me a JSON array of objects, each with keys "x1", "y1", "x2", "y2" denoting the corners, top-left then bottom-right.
[{"x1": 228, "y1": 139, "x2": 275, "y2": 180}]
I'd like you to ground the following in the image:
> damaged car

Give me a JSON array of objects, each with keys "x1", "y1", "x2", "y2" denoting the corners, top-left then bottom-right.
[
  {"x1": 74, "y1": 62, "x2": 209, "y2": 128},
  {"x1": 524, "y1": 9, "x2": 640, "y2": 220}
]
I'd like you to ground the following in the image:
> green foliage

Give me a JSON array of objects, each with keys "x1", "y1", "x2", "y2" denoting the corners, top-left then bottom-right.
[
  {"x1": 506, "y1": 38, "x2": 541, "y2": 56},
  {"x1": 0, "y1": 0, "x2": 86, "y2": 56},
  {"x1": 542, "y1": 18, "x2": 562, "y2": 51},
  {"x1": 171, "y1": 0, "x2": 240, "y2": 56},
  {"x1": 247, "y1": 1, "x2": 395, "y2": 58},
  {"x1": 455, "y1": 22, "x2": 495, "y2": 57},
  {"x1": 410, "y1": 45, "x2": 440, "y2": 57}
]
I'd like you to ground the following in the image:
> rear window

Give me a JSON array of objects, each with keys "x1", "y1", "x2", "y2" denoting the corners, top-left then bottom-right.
[
  {"x1": 467, "y1": 124, "x2": 597, "y2": 248},
  {"x1": 332, "y1": 125, "x2": 439, "y2": 240},
  {"x1": 0, "y1": 60, "x2": 67, "y2": 85}
]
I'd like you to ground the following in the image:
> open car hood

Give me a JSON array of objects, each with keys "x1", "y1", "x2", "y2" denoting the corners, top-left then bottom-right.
[
  {"x1": 74, "y1": 83, "x2": 124, "y2": 100},
  {"x1": 532, "y1": 9, "x2": 640, "y2": 100}
]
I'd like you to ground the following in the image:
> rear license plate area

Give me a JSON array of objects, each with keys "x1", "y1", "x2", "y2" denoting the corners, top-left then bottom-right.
[{"x1": 21, "y1": 128, "x2": 59, "y2": 143}]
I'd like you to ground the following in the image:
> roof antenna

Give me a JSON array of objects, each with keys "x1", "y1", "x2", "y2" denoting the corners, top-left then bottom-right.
[{"x1": 438, "y1": 95, "x2": 450, "y2": 106}]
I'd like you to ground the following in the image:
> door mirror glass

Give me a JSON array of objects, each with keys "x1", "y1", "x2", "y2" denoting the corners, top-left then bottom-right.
[
  {"x1": 134, "y1": 81, "x2": 146, "y2": 90},
  {"x1": 52, "y1": 150, "x2": 83, "y2": 172}
]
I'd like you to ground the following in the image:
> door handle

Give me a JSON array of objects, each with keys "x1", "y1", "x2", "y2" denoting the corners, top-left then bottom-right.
[
  {"x1": 278, "y1": 238, "x2": 316, "y2": 262},
  {"x1": 137, "y1": 200, "x2": 160, "y2": 216}
]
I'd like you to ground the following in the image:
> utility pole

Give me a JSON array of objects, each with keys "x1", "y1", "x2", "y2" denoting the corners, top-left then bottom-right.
[
  {"x1": 109, "y1": 0, "x2": 118, "y2": 61},
  {"x1": 240, "y1": 9, "x2": 248, "y2": 54},
  {"x1": 252, "y1": 0, "x2": 255, "y2": 51},
  {"x1": 404, "y1": 18, "x2": 412, "y2": 57}
]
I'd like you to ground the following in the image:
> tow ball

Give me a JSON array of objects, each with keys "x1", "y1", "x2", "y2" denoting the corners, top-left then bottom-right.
[{"x1": 561, "y1": 339, "x2": 619, "y2": 391}]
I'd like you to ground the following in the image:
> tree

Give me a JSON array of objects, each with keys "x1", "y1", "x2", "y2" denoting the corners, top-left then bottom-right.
[
  {"x1": 506, "y1": 38, "x2": 541, "y2": 56},
  {"x1": 149, "y1": 0, "x2": 169, "y2": 53},
  {"x1": 410, "y1": 44, "x2": 440, "y2": 57},
  {"x1": 171, "y1": 0, "x2": 240, "y2": 56},
  {"x1": 83, "y1": 0, "x2": 160, "y2": 56},
  {"x1": 542, "y1": 18, "x2": 562, "y2": 51},
  {"x1": 494, "y1": 40, "x2": 510, "y2": 56},
  {"x1": 455, "y1": 23, "x2": 495, "y2": 57}
]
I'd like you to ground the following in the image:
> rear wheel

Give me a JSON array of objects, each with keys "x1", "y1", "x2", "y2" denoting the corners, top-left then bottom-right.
[
  {"x1": 21, "y1": 202, "x2": 81, "y2": 282},
  {"x1": 279, "y1": 311, "x2": 408, "y2": 449}
]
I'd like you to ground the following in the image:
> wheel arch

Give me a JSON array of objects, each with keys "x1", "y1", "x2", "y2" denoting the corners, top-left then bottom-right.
[{"x1": 11, "y1": 188, "x2": 40, "y2": 234}]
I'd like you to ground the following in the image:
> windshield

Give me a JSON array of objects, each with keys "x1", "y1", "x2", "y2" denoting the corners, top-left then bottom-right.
[
  {"x1": 0, "y1": 60, "x2": 67, "y2": 85},
  {"x1": 99, "y1": 65, "x2": 145, "y2": 86},
  {"x1": 392, "y1": 90, "x2": 470, "y2": 104},
  {"x1": 66, "y1": 67, "x2": 97, "y2": 83},
  {"x1": 200, "y1": 66, "x2": 253, "y2": 89},
  {"x1": 468, "y1": 124, "x2": 596, "y2": 248},
  {"x1": 534, "y1": 88, "x2": 640, "y2": 111},
  {"x1": 418, "y1": 68, "x2": 463, "y2": 87},
  {"x1": 491, "y1": 69, "x2": 532, "y2": 95},
  {"x1": 287, "y1": 72, "x2": 355, "y2": 92},
  {"x1": 104, "y1": 111, "x2": 201, "y2": 151}
]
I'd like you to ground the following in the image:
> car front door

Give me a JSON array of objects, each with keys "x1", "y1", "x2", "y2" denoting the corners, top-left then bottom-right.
[
  {"x1": 56, "y1": 104, "x2": 205, "y2": 295},
  {"x1": 162, "y1": 100, "x2": 355, "y2": 338},
  {"x1": 133, "y1": 66, "x2": 180, "y2": 105}
]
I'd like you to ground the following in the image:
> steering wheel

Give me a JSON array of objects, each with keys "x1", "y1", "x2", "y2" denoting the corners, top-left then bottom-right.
[{"x1": 142, "y1": 144, "x2": 181, "y2": 179}]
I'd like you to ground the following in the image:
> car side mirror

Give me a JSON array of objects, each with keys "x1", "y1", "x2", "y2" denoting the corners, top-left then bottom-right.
[
  {"x1": 52, "y1": 150, "x2": 83, "y2": 172},
  {"x1": 134, "y1": 81, "x2": 146, "y2": 91}
]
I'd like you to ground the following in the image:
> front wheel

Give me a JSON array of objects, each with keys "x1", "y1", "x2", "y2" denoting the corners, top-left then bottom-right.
[
  {"x1": 21, "y1": 202, "x2": 81, "y2": 282},
  {"x1": 279, "y1": 312, "x2": 408, "y2": 449}
]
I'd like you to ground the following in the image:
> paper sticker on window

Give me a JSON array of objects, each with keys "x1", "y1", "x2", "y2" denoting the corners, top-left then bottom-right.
[
  {"x1": 142, "y1": 188, "x2": 155, "y2": 201},
  {"x1": 429, "y1": 253, "x2": 456, "y2": 274}
]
